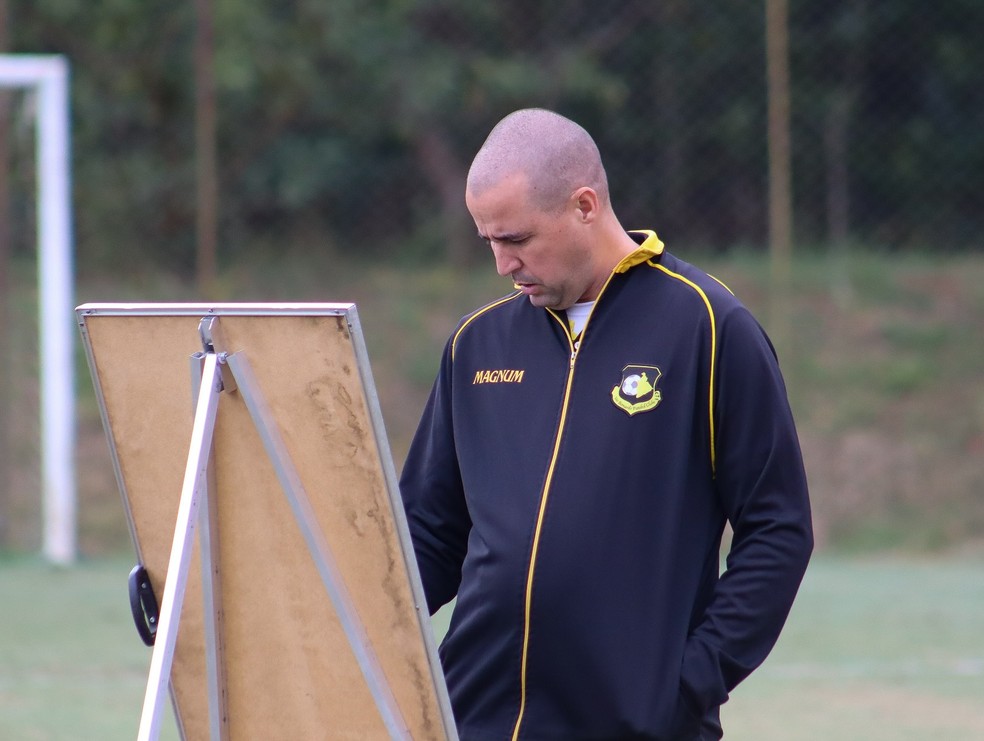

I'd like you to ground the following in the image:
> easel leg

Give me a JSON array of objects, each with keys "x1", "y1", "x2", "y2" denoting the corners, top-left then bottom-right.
[
  {"x1": 225, "y1": 351, "x2": 411, "y2": 740},
  {"x1": 193, "y1": 354, "x2": 229, "y2": 741},
  {"x1": 137, "y1": 353, "x2": 223, "y2": 741}
]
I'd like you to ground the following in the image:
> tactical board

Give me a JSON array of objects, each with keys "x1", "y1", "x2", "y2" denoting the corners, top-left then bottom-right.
[{"x1": 76, "y1": 303, "x2": 456, "y2": 740}]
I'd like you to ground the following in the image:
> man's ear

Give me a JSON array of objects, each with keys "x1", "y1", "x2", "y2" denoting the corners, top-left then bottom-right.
[{"x1": 572, "y1": 187, "x2": 600, "y2": 223}]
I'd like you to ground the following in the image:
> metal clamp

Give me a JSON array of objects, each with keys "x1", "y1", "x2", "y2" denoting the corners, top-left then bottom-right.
[{"x1": 128, "y1": 564, "x2": 160, "y2": 647}]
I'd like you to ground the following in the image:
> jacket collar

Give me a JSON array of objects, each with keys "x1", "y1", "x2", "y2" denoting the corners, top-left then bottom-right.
[{"x1": 613, "y1": 230, "x2": 665, "y2": 274}]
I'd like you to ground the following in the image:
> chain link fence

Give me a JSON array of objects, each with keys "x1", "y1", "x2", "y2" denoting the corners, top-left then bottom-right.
[{"x1": 4, "y1": 1, "x2": 981, "y2": 274}]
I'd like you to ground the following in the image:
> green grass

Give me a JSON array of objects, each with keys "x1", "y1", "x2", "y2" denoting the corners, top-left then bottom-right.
[
  {"x1": 2, "y1": 553, "x2": 983, "y2": 739},
  {"x1": 722, "y1": 555, "x2": 984, "y2": 739},
  {"x1": 0, "y1": 555, "x2": 180, "y2": 740}
]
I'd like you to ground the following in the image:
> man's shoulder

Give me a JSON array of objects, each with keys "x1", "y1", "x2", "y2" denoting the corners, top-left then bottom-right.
[
  {"x1": 448, "y1": 290, "x2": 527, "y2": 354},
  {"x1": 639, "y1": 251, "x2": 746, "y2": 312},
  {"x1": 456, "y1": 290, "x2": 525, "y2": 332}
]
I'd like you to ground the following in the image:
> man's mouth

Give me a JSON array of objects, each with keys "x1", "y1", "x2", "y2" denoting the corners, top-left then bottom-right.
[{"x1": 513, "y1": 281, "x2": 538, "y2": 294}]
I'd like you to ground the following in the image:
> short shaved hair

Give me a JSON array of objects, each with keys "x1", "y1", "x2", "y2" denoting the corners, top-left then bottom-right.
[{"x1": 467, "y1": 108, "x2": 610, "y2": 212}]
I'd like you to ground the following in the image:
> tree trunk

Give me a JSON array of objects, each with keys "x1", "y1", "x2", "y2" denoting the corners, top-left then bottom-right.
[
  {"x1": 650, "y1": 0, "x2": 688, "y2": 239},
  {"x1": 824, "y1": 94, "x2": 851, "y2": 247},
  {"x1": 194, "y1": 0, "x2": 218, "y2": 296},
  {"x1": 824, "y1": 0, "x2": 866, "y2": 307},
  {"x1": 414, "y1": 128, "x2": 473, "y2": 268},
  {"x1": 824, "y1": 0, "x2": 866, "y2": 250},
  {"x1": 765, "y1": 0, "x2": 793, "y2": 341}
]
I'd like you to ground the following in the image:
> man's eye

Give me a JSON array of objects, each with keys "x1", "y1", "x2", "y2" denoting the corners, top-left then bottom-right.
[{"x1": 481, "y1": 235, "x2": 530, "y2": 247}]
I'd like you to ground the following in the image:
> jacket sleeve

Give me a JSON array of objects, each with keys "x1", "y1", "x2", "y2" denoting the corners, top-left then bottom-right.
[
  {"x1": 399, "y1": 338, "x2": 472, "y2": 614},
  {"x1": 679, "y1": 305, "x2": 814, "y2": 716}
]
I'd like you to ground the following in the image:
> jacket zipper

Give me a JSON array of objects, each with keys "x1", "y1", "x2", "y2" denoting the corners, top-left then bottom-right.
[
  {"x1": 510, "y1": 321, "x2": 575, "y2": 741},
  {"x1": 509, "y1": 275, "x2": 615, "y2": 740}
]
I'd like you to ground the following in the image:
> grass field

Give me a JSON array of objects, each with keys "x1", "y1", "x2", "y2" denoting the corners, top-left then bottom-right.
[{"x1": 2, "y1": 552, "x2": 982, "y2": 740}]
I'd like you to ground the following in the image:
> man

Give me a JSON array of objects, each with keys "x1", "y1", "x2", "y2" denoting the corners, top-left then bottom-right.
[{"x1": 400, "y1": 108, "x2": 813, "y2": 740}]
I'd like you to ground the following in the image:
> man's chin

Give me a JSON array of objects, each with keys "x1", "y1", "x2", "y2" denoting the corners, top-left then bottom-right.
[{"x1": 527, "y1": 294, "x2": 565, "y2": 310}]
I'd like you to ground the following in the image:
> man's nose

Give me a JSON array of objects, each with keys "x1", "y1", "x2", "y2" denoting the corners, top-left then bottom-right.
[{"x1": 491, "y1": 244, "x2": 521, "y2": 277}]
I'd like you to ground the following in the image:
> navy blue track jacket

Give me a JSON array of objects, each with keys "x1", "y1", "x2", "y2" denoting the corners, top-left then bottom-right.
[{"x1": 400, "y1": 231, "x2": 813, "y2": 740}]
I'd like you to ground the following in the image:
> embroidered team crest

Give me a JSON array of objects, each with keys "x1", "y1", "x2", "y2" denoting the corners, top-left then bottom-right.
[{"x1": 611, "y1": 364, "x2": 662, "y2": 416}]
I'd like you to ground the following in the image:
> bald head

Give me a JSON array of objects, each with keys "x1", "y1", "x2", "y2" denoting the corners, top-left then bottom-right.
[{"x1": 467, "y1": 109, "x2": 610, "y2": 213}]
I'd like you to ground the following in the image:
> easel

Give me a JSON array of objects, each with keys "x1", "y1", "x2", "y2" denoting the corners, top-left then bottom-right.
[{"x1": 77, "y1": 304, "x2": 457, "y2": 741}]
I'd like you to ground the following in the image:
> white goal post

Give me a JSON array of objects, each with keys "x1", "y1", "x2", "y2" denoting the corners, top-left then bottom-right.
[{"x1": 0, "y1": 54, "x2": 75, "y2": 565}]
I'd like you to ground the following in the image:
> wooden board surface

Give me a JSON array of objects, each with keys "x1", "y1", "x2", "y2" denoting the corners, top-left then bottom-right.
[{"x1": 76, "y1": 303, "x2": 454, "y2": 740}]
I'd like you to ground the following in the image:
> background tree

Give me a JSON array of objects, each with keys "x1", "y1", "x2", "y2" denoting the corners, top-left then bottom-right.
[{"x1": 6, "y1": 0, "x2": 982, "y2": 279}]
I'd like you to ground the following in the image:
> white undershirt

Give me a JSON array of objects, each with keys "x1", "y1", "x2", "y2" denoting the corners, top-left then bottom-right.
[{"x1": 566, "y1": 300, "x2": 595, "y2": 339}]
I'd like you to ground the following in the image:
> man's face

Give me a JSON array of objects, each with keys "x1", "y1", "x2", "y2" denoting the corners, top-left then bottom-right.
[{"x1": 465, "y1": 172, "x2": 601, "y2": 311}]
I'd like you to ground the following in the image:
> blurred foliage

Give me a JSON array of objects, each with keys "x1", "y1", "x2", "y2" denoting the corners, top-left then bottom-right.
[{"x1": 4, "y1": 1, "x2": 984, "y2": 275}]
